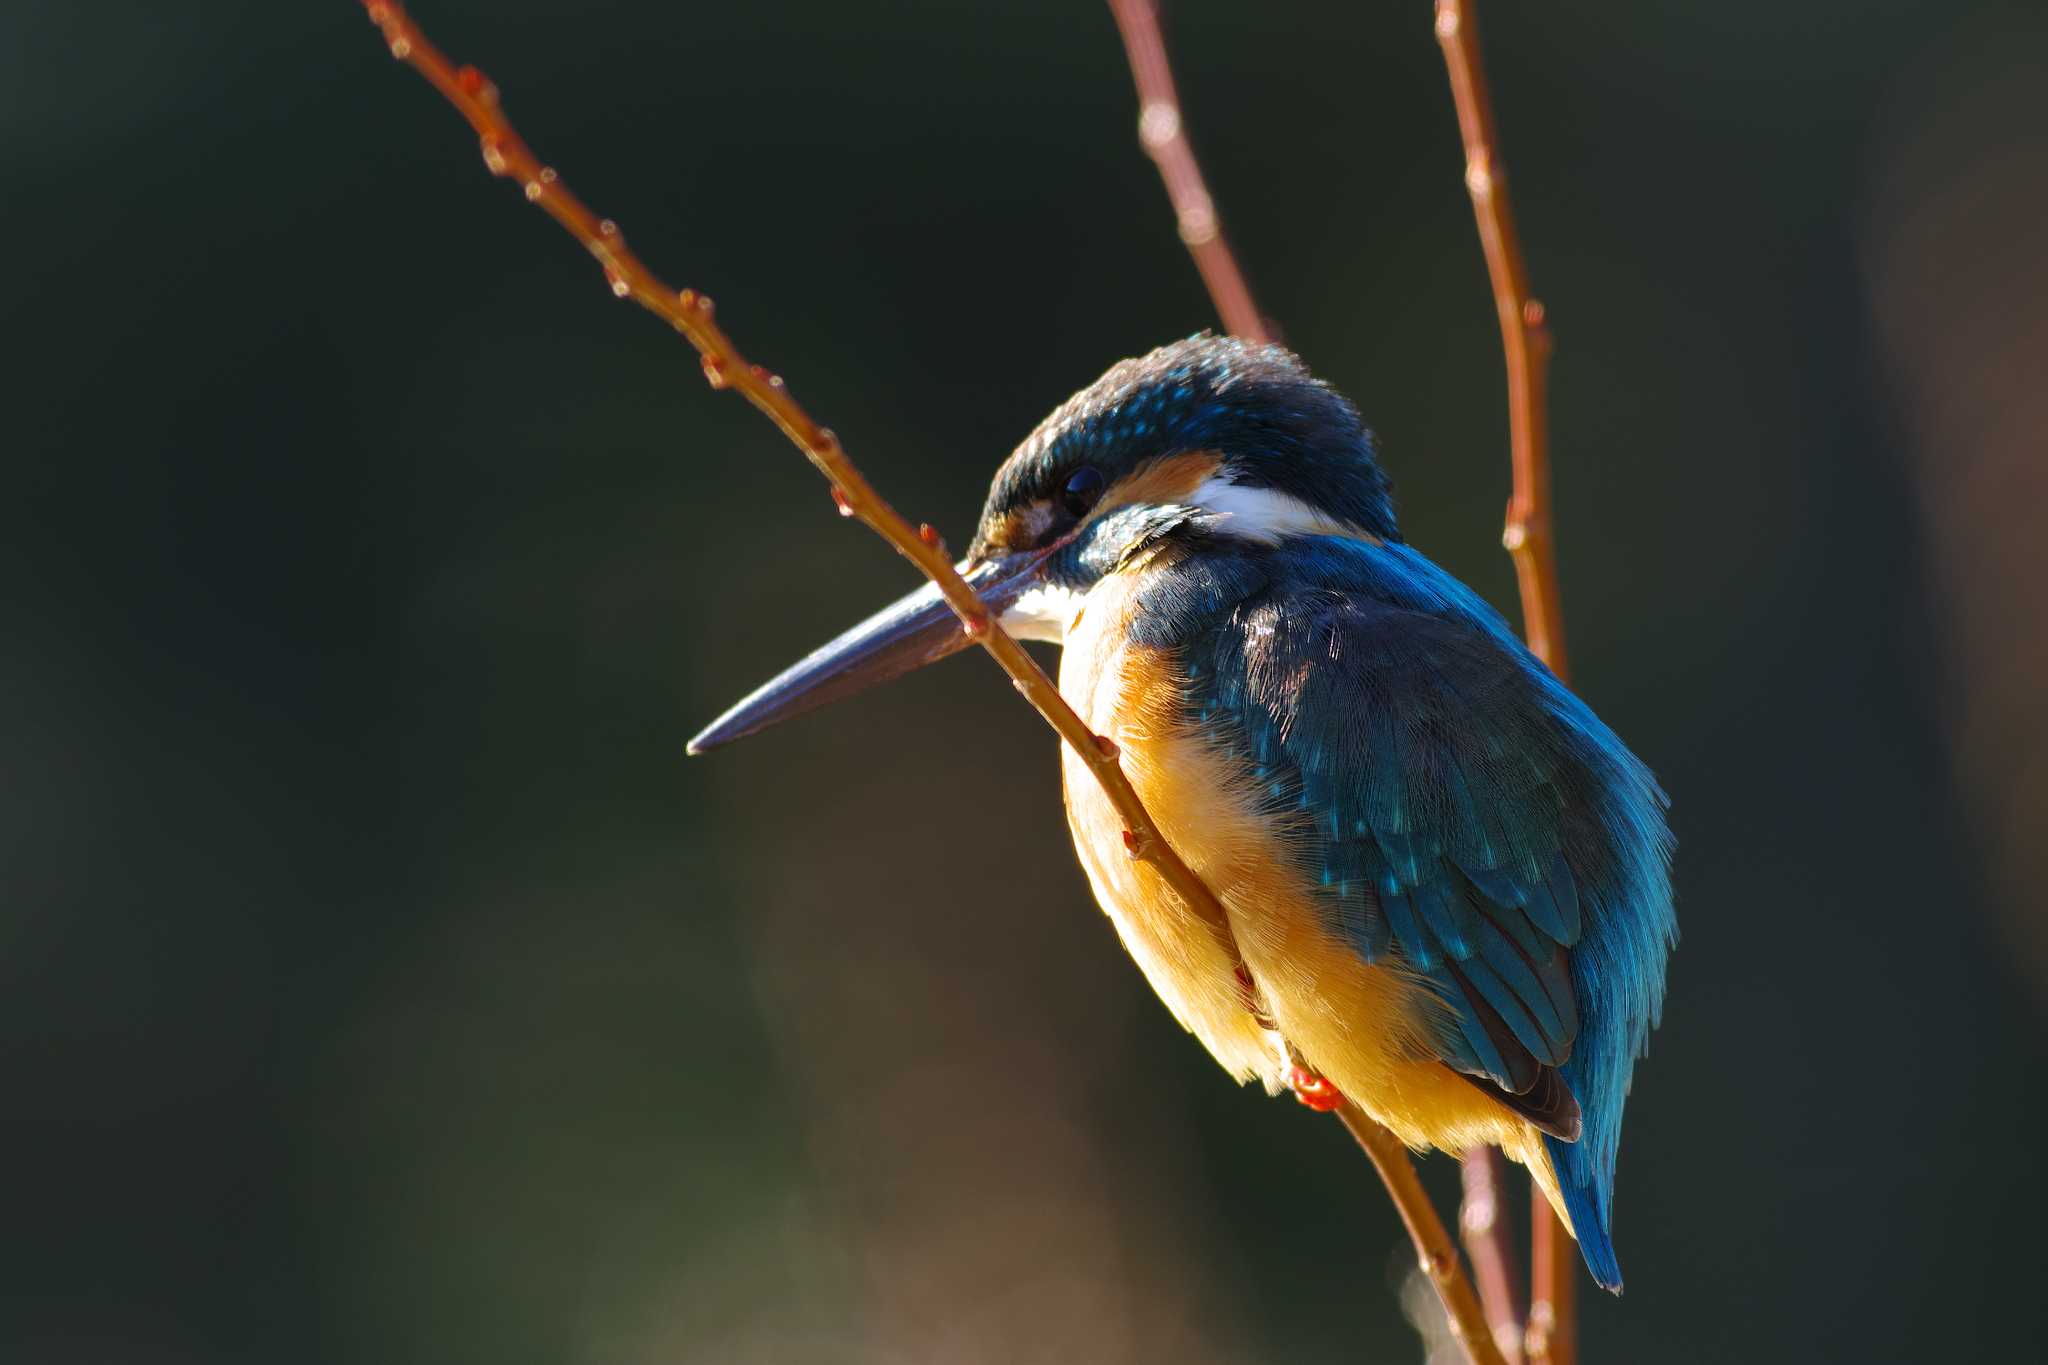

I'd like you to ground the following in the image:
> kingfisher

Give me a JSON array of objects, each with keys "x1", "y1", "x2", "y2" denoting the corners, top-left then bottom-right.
[{"x1": 688, "y1": 335, "x2": 1676, "y2": 1291}]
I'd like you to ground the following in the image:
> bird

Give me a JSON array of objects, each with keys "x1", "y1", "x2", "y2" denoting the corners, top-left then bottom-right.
[{"x1": 688, "y1": 334, "x2": 1676, "y2": 1292}]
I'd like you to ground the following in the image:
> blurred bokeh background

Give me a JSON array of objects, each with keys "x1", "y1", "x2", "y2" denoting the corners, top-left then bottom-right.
[{"x1": 7, "y1": 1, "x2": 2047, "y2": 1361}]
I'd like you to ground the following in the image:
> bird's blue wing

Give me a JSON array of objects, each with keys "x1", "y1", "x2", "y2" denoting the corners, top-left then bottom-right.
[{"x1": 1134, "y1": 535, "x2": 1675, "y2": 1287}]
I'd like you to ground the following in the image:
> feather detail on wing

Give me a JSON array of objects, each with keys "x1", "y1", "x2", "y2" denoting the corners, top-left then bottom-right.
[{"x1": 1133, "y1": 535, "x2": 1672, "y2": 1171}]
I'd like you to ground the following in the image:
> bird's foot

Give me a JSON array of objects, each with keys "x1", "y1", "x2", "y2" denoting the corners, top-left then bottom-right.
[{"x1": 1288, "y1": 1064, "x2": 1345, "y2": 1112}]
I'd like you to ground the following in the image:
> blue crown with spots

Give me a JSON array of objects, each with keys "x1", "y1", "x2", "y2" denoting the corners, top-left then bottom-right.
[{"x1": 976, "y1": 333, "x2": 1402, "y2": 545}]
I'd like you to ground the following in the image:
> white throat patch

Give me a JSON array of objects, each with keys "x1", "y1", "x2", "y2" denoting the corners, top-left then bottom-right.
[
  {"x1": 1188, "y1": 476, "x2": 1377, "y2": 544},
  {"x1": 998, "y1": 580, "x2": 1086, "y2": 644}
]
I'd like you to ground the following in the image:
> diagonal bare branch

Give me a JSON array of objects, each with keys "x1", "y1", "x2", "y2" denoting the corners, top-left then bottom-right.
[
  {"x1": 1106, "y1": 0, "x2": 1269, "y2": 343},
  {"x1": 1336, "y1": 1104, "x2": 1509, "y2": 1365},
  {"x1": 355, "y1": 1, "x2": 1266, "y2": 994}
]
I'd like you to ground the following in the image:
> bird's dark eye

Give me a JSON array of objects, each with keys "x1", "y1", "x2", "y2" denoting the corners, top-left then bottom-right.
[{"x1": 1062, "y1": 466, "x2": 1106, "y2": 517}]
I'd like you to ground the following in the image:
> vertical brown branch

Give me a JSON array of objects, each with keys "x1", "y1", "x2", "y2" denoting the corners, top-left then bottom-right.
[
  {"x1": 1434, "y1": 0, "x2": 1566, "y2": 681},
  {"x1": 1460, "y1": 1137, "x2": 1526, "y2": 1364},
  {"x1": 355, "y1": 7, "x2": 1504, "y2": 1362},
  {"x1": 1434, "y1": 3, "x2": 1575, "y2": 1363},
  {"x1": 1526, "y1": 1201, "x2": 1577, "y2": 1365},
  {"x1": 1106, "y1": 0, "x2": 1269, "y2": 343}
]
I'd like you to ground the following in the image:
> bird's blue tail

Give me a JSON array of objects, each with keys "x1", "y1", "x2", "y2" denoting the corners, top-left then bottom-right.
[
  {"x1": 1529, "y1": 689, "x2": 1675, "y2": 1300},
  {"x1": 1544, "y1": 1131, "x2": 1624, "y2": 1294}
]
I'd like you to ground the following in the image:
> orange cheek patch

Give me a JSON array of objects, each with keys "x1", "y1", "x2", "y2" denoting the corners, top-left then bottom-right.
[
  {"x1": 986, "y1": 502, "x2": 1054, "y2": 552},
  {"x1": 1100, "y1": 450, "x2": 1224, "y2": 515}
]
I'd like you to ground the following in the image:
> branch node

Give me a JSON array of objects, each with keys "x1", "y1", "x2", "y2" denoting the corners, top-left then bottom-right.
[
  {"x1": 1525, "y1": 1301, "x2": 1556, "y2": 1361},
  {"x1": 830, "y1": 487, "x2": 855, "y2": 518},
  {"x1": 1138, "y1": 101, "x2": 1179, "y2": 148},
  {"x1": 700, "y1": 354, "x2": 728, "y2": 389},
  {"x1": 1094, "y1": 733, "x2": 1120, "y2": 760}
]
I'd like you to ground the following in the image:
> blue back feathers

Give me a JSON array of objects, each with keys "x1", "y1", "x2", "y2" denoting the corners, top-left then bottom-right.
[{"x1": 1132, "y1": 534, "x2": 1677, "y2": 1293}]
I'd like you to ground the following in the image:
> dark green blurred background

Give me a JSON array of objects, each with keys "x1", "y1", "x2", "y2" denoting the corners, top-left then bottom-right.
[{"x1": 9, "y1": 1, "x2": 2048, "y2": 1361}]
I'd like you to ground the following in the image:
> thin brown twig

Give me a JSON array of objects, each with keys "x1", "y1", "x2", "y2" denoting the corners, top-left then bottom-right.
[
  {"x1": 1434, "y1": 0, "x2": 1566, "y2": 683},
  {"x1": 1434, "y1": 3, "x2": 1575, "y2": 1363},
  {"x1": 1460, "y1": 1139, "x2": 1526, "y2": 1365},
  {"x1": 1525, "y1": 1209, "x2": 1576, "y2": 1365},
  {"x1": 1106, "y1": 0, "x2": 1268, "y2": 343},
  {"x1": 1336, "y1": 1104, "x2": 1508, "y2": 1365},
  {"x1": 353, "y1": 0, "x2": 1238, "y2": 964}
]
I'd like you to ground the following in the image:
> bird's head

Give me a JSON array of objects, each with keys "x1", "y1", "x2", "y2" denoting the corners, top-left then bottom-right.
[{"x1": 687, "y1": 333, "x2": 1397, "y2": 752}]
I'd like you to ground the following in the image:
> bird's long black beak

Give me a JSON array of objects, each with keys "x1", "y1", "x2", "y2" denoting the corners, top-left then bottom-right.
[{"x1": 685, "y1": 551, "x2": 1049, "y2": 754}]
